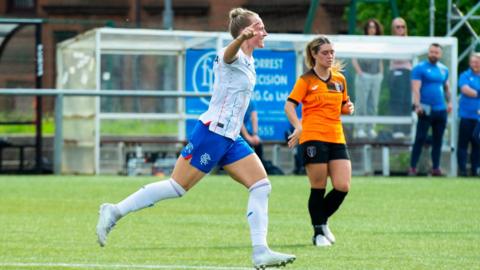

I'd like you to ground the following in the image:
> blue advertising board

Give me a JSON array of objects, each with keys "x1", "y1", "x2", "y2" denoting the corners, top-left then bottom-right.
[{"x1": 185, "y1": 49, "x2": 296, "y2": 141}]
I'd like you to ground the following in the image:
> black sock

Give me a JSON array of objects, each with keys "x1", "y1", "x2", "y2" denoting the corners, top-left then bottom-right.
[
  {"x1": 313, "y1": 225, "x2": 325, "y2": 237},
  {"x1": 323, "y1": 188, "x2": 348, "y2": 219},
  {"x1": 308, "y1": 188, "x2": 325, "y2": 235}
]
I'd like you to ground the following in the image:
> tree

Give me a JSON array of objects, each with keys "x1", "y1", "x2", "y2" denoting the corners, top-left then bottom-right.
[{"x1": 347, "y1": 0, "x2": 480, "y2": 70}]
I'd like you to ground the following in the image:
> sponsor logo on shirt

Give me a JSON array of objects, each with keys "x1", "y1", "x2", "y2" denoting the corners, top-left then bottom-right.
[{"x1": 327, "y1": 81, "x2": 344, "y2": 92}]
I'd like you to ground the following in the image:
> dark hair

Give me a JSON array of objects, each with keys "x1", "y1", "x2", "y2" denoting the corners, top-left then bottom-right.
[
  {"x1": 363, "y1": 18, "x2": 383, "y2": 35},
  {"x1": 228, "y1": 8, "x2": 258, "y2": 38},
  {"x1": 430, "y1": 43, "x2": 442, "y2": 49}
]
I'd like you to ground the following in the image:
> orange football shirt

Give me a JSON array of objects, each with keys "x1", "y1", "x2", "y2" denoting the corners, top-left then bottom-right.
[{"x1": 287, "y1": 69, "x2": 348, "y2": 144}]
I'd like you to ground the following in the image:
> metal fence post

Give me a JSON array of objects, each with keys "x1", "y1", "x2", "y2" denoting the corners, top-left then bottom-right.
[{"x1": 54, "y1": 93, "x2": 63, "y2": 175}]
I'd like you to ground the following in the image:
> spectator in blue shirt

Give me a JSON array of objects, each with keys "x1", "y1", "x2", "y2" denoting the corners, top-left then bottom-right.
[
  {"x1": 241, "y1": 101, "x2": 264, "y2": 162},
  {"x1": 409, "y1": 43, "x2": 452, "y2": 176},
  {"x1": 457, "y1": 53, "x2": 480, "y2": 177}
]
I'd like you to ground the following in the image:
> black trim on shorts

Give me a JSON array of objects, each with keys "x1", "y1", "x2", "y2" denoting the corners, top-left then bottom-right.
[{"x1": 300, "y1": 140, "x2": 350, "y2": 164}]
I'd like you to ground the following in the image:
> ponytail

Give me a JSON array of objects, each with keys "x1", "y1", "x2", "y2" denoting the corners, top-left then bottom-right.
[{"x1": 305, "y1": 35, "x2": 344, "y2": 71}]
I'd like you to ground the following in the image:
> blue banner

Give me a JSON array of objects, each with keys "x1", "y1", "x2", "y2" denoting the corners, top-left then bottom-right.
[{"x1": 185, "y1": 49, "x2": 296, "y2": 141}]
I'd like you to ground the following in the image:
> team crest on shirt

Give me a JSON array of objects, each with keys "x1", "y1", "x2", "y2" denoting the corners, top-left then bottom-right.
[
  {"x1": 200, "y1": 153, "x2": 211, "y2": 166},
  {"x1": 327, "y1": 81, "x2": 344, "y2": 93},
  {"x1": 306, "y1": 146, "x2": 317, "y2": 158}
]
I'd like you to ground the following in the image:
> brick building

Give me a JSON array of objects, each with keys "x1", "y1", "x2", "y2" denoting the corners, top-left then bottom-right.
[
  {"x1": 0, "y1": 0, "x2": 348, "y2": 173},
  {"x1": 0, "y1": 0, "x2": 348, "y2": 93}
]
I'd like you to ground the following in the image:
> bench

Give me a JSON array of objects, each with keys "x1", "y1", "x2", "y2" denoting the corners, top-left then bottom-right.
[
  {"x1": 263, "y1": 139, "x2": 412, "y2": 176},
  {"x1": 0, "y1": 141, "x2": 36, "y2": 172},
  {"x1": 100, "y1": 137, "x2": 413, "y2": 176},
  {"x1": 262, "y1": 140, "x2": 288, "y2": 166},
  {"x1": 100, "y1": 136, "x2": 187, "y2": 174},
  {"x1": 348, "y1": 140, "x2": 411, "y2": 176},
  {"x1": 0, "y1": 120, "x2": 42, "y2": 173}
]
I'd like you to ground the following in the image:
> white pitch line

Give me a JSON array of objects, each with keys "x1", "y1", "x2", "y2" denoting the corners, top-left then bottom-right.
[{"x1": 0, "y1": 262, "x2": 252, "y2": 270}]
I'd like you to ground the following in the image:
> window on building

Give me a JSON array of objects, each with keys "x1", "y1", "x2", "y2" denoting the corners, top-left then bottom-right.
[
  {"x1": 7, "y1": 0, "x2": 36, "y2": 13},
  {"x1": 53, "y1": 31, "x2": 78, "y2": 45}
]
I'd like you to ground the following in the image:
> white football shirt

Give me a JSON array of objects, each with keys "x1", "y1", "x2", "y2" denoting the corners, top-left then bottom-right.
[{"x1": 199, "y1": 48, "x2": 256, "y2": 140}]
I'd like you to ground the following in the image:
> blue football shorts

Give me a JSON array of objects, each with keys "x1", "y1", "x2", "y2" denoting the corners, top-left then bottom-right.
[{"x1": 181, "y1": 121, "x2": 254, "y2": 173}]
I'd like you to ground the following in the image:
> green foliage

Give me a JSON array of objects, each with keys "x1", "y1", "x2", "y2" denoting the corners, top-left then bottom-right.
[
  {"x1": 0, "y1": 115, "x2": 55, "y2": 135},
  {"x1": 0, "y1": 175, "x2": 479, "y2": 269},
  {"x1": 389, "y1": 151, "x2": 410, "y2": 171},
  {"x1": 0, "y1": 116, "x2": 177, "y2": 136},
  {"x1": 100, "y1": 120, "x2": 178, "y2": 136},
  {"x1": 347, "y1": 0, "x2": 480, "y2": 69}
]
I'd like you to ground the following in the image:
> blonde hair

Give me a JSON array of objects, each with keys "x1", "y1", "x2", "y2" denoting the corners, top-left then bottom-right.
[
  {"x1": 228, "y1": 8, "x2": 258, "y2": 38},
  {"x1": 391, "y1": 17, "x2": 408, "y2": 36},
  {"x1": 305, "y1": 36, "x2": 344, "y2": 71}
]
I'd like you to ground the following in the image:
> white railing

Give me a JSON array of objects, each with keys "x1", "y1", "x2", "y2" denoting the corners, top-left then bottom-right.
[
  {"x1": 0, "y1": 88, "x2": 210, "y2": 175},
  {"x1": 0, "y1": 88, "x2": 457, "y2": 176}
]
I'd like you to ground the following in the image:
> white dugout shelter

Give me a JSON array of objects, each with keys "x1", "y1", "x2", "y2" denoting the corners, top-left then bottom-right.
[{"x1": 56, "y1": 27, "x2": 458, "y2": 175}]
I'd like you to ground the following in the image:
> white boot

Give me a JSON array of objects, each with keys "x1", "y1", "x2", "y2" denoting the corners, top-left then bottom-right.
[
  {"x1": 96, "y1": 203, "x2": 121, "y2": 247},
  {"x1": 313, "y1": 234, "x2": 332, "y2": 247},
  {"x1": 320, "y1": 224, "x2": 336, "y2": 243},
  {"x1": 252, "y1": 247, "x2": 296, "y2": 269}
]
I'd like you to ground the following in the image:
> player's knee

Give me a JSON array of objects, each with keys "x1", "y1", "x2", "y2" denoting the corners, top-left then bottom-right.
[
  {"x1": 169, "y1": 178, "x2": 187, "y2": 197},
  {"x1": 333, "y1": 181, "x2": 350, "y2": 192}
]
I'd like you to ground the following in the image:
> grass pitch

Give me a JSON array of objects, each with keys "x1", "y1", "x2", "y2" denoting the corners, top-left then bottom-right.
[{"x1": 0, "y1": 175, "x2": 479, "y2": 270}]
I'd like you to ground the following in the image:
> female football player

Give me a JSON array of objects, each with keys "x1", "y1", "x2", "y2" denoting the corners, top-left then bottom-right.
[
  {"x1": 285, "y1": 36, "x2": 354, "y2": 247},
  {"x1": 96, "y1": 7, "x2": 295, "y2": 269}
]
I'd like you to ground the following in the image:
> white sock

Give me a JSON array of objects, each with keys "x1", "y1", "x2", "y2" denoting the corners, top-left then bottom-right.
[
  {"x1": 116, "y1": 178, "x2": 186, "y2": 217},
  {"x1": 247, "y1": 178, "x2": 271, "y2": 247}
]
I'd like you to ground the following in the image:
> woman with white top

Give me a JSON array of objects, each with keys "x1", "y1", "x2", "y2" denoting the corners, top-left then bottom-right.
[{"x1": 95, "y1": 7, "x2": 295, "y2": 269}]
